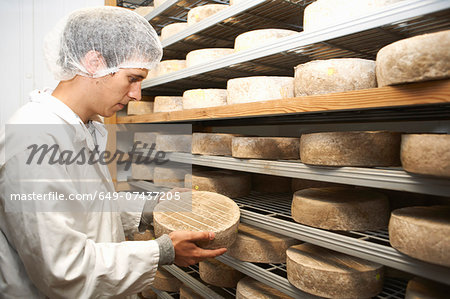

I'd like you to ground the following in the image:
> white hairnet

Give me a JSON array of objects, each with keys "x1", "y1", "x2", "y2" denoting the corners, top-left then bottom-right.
[{"x1": 44, "y1": 6, "x2": 162, "y2": 81}]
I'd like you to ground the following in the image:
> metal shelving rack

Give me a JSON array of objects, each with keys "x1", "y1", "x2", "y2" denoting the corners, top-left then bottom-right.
[{"x1": 118, "y1": 0, "x2": 450, "y2": 297}]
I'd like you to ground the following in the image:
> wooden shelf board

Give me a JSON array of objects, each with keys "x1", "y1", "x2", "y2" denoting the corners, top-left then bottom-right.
[{"x1": 118, "y1": 79, "x2": 450, "y2": 124}]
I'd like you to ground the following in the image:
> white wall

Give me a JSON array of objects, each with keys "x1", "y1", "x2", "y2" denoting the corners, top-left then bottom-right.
[{"x1": 0, "y1": 0, "x2": 104, "y2": 126}]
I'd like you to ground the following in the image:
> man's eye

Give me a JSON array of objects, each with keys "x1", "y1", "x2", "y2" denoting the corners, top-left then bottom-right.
[{"x1": 129, "y1": 77, "x2": 138, "y2": 83}]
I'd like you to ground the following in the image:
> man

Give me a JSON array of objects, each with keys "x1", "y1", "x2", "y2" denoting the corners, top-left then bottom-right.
[{"x1": 0, "y1": 6, "x2": 226, "y2": 298}]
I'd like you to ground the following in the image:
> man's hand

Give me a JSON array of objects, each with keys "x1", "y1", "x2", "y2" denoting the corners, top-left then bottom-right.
[{"x1": 169, "y1": 231, "x2": 227, "y2": 267}]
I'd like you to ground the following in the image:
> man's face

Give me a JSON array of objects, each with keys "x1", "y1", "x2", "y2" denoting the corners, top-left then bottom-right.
[{"x1": 93, "y1": 68, "x2": 149, "y2": 117}]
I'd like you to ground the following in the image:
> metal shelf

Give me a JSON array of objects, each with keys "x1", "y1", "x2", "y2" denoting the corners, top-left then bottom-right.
[
  {"x1": 165, "y1": 152, "x2": 450, "y2": 197},
  {"x1": 149, "y1": 287, "x2": 176, "y2": 299},
  {"x1": 142, "y1": 0, "x2": 450, "y2": 95},
  {"x1": 232, "y1": 192, "x2": 450, "y2": 286}
]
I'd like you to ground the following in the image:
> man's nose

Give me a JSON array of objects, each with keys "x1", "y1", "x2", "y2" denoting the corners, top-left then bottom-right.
[{"x1": 128, "y1": 82, "x2": 142, "y2": 101}]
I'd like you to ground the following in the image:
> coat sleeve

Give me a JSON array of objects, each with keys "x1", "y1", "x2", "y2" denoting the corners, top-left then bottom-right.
[{"x1": 0, "y1": 145, "x2": 159, "y2": 298}]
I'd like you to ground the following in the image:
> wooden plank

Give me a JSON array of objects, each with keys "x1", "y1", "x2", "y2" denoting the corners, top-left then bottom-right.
[{"x1": 117, "y1": 79, "x2": 450, "y2": 124}]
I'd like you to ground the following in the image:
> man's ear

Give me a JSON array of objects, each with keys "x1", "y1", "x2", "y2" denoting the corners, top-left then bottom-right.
[{"x1": 82, "y1": 50, "x2": 107, "y2": 75}]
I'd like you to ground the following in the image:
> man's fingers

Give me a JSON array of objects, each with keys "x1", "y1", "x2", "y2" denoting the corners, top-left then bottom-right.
[
  {"x1": 198, "y1": 248, "x2": 227, "y2": 259},
  {"x1": 188, "y1": 231, "x2": 215, "y2": 242}
]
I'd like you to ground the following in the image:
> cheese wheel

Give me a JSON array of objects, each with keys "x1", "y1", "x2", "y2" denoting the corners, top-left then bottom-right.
[
  {"x1": 153, "y1": 0, "x2": 166, "y2": 8},
  {"x1": 185, "y1": 170, "x2": 251, "y2": 198},
  {"x1": 389, "y1": 205, "x2": 450, "y2": 267},
  {"x1": 134, "y1": 132, "x2": 159, "y2": 146},
  {"x1": 227, "y1": 76, "x2": 294, "y2": 104},
  {"x1": 236, "y1": 277, "x2": 293, "y2": 299},
  {"x1": 186, "y1": 48, "x2": 234, "y2": 68},
  {"x1": 154, "y1": 191, "x2": 240, "y2": 249},
  {"x1": 294, "y1": 58, "x2": 376, "y2": 96},
  {"x1": 300, "y1": 131, "x2": 401, "y2": 166},
  {"x1": 182, "y1": 89, "x2": 227, "y2": 110},
  {"x1": 230, "y1": 0, "x2": 245, "y2": 5},
  {"x1": 286, "y1": 243, "x2": 384, "y2": 298},
  {"x1": 199, "y1": 258, "x2": 245, "y2": 288},
  {"x1": 153, "y1": 268, "x2": 182, "y2": 292},
  {"x1": 292, "y1": 187, "x2": 390, "y2": 230},
  {"x1": 376, "y1": 30, "x2": 450, "y2": 86},
  {"x1": 160, "y1": 22, "x2": 188, "y2": 40},
  {"x1": 303, "y1": 0, "x2": 404, "y2": 31},
  {"x1": 187, "y1": 4, "x2": 228, "y2": 25},
  {"x1": 131, "y1": 163, "x2": 155, "y2": 180},
  {"x1": 227, "y1": 223, "x2": 299, "y2": 263},
  {"x1": 127, "y1": 101, "x2": 154, "y2": 115},
  {"x1": 291, "y1": 178, "x2": 344, "y2": 192},
  {"x1": 179, "y1": 284, "x2": 200, "y2": 299},
  {"x1": 132, "y1": 229, "x2": 154, "y2": 241},
  {"x1": 153, "y1": 164, "x2": 190, "y2": 188},
  {"x1": 232, "y1": 136, "x2": 300, "y2": 160},
  {"x1": 156, "y1": 60, "x2": 186, "y2": 77},
  {"x1": 141, "y1": 288, "x2": 157, "y2": 299},
  {"x1": 191, "y1": 133, "x2": 240, "y2": 156},
  {"x1": 155, "y1": 134, "x2": 192, "y2": 153},
  {"x1": 401, "y1": 134, "x2": 450, "y2": 178},
  {"x1": 405, "y1": 277, "x2": 450, "y2": 299},
  {"x1": 252, "y1": 174, "x2": 291, "y2": 193},
  {"x1": 154, "y1": 96, "x2": 183, "y2": 112},
  {"x1": 133, "y1": 6, "x2": 154, "y2": 17},
  {"x1": 234, "y1": 29, "x2": 298, "y2": 52}
]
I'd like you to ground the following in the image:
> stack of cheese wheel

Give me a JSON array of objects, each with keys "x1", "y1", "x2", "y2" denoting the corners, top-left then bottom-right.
[
  {"x1": 186, "y1": 48, "x2": 234, "y2": 68},
  {"x1": 153, "y1": 96, "x2": 183, "y2": 112},
  {"x1": 187, "y1": 4, "x2": 228, "y2": 25},
  {"x1": 155, "y1": 60, "x2": 186, "y2": 77},
  {"x1": 160, "y1": 22, "x2": 188, "y2": 40},
  {"x1": 153, "y1": 191, "x2": 240, "y2": 249},
  {"x1": 127, "y1": 101, "x2": 154, "y2": 115},
  {"x1": 389, "y1": 205, "x2": 450, "y2": 267},
  {"x1": 237, "y1": 277, "x2": 294, "y2": 299},
  {"x1": 287, "y1": 243, "x2": 384, "y2": 298},
  {"x1": 227, "y1": 76, "x2": 294, "y2": 104},
  {"x1": 153, "y1": 163, "x2": 190, "y2": 188},
  {"x1": 252, "y1": 174, "x2": 292, "y2": 193},
  {"x1": 185, "y1": 169, "x2": 251, "y2": 198},
  {"x1": 300, "y1": 131, "x2": 401, "y2": 166},
  {"x1": 405, "y1": 277, "x2": 450, "y2": 299},
  {"x1": 179, "y1": 284, "x2": 200, "y2": 299},
  {"x1": 199, "y1": 258, "x2": 245, "y2": 288},
  {"x1": 303, "y1": 0, "x2": 404, "y2": 31},
  {"x1": 401, "y1": 134, "x2": 450, "y2": 178},
  {"x1": 227, "y1": 223, "x2": 299, "y2": 263},
  {"x1": 155, "y1": 134, "x2": 192, "y2": 153},
  {"x1": 294, "y1": 58, "x2": 376, "y2": 96},
  {"x1": 152, "y1": 268, "x2": 182, "y2": 292},
  {"x1": 291, "y1": 178, "x2": 345, "y2": 192},
  {"x1": 133, "y1": 6, "x2": 154, "y2": 17},
  {"x1": 232, "y1": 136, "x2": 300, "y2": 160},
  {"x1": 182, "y1": 89, "x2": 227, "y2": 109},
  {"x1": 376, "y1": 30, "x2": 450, "y2": 86},
  {"x1": 292, "y1": 187, "x2": 390, "y2": 230},
  {"x1": 234, "y1": 29, "x2": 298, "y2": 52},
  {"x1": 191, "y1": 132, "x2": 240, "y2": 156}
]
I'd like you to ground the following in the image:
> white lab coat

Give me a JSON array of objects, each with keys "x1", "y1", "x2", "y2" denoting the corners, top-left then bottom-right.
[{"x1": 0, "y1": 90, "x2": 159, "y2": 298}]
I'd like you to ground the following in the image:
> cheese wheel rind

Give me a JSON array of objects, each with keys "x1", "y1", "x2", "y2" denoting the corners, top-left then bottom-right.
[
  {"x1": 405, "y1": 277, "x2": 450, "y2": 299},
  {"x1": 232, "y1": 136, "x2": 300, "y2": 160},
  {"x1": 227, "y1": 223, "x2": 299, "y2": 263},
  {"x1": 153, "y1": 164, "x2": 190, "y2": 188},
  {"x1": 155, "y1": 134, "x2": 192, "y2": 153},
  {"x1": 191, "y1": 133, "x2": 239, "y2": 156},
  {"x1": 161, "y1": 22, "x2": 188, "y2": 40},
  {"x1": 237, "y1": 277, "x2": 294, "y2": 299},
  {"x1": 401, "y1": 134, "x2": 450, "y2": 178},
  {"x1": 234, "y1": 29, "x2": 298, "y2": 52},
  {"x1": 179, "y1": 284, "x2": 200, "y2": 299},
  {"x1": 187, "y1": 4, "x2": 228, "y2": 25},
  {"x1": 300, "y1": 131, "x2": 401, "y2": 166},
  {"x1": 294, "y1": 58, "x2": 376, "y2": 96},
  {"x1": 185, "y1": 170, "x2": 251, "y2": 198},
  {"x1": 389, "y1": 205, "x2": 450, "y2": 267},
  {"x1": 286, "y1": 243, "x2": 384, "y2": 298},
  {"x1": 156, "y1": 60, "x2": 186, "y2": 77},
  {"x1": 153, "y1": 96, "x2": 183, "y2": 112},
  {"x1": 227, "y1": 76, "x2": 294, "y2": 104},
  {"x1": 127, "y1": 101, "x2": 154, "y2": 115},
  {"x1": 186, "y1": 48, "x2": 234, "y2": 68},
  {"x1": 152, "y1": 268, "x2": 182, "y2": 292},
  {"x1": 182, "y1": 89, "x2": 227, "y2": 109},
  {"x1": 199, "y1": 258, "x2": 245, "y2": 288},
  {"x1": 292, "y1": 187, "x2": 390, "y2": 230},
  {"x1": 153, "y1": 191, "x2": 240, "y2": 249},
  {"x1": 376, "y1": 30, "x2": 450, "y2": 86}
]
